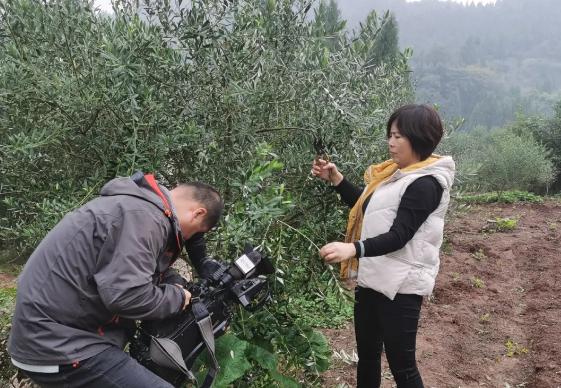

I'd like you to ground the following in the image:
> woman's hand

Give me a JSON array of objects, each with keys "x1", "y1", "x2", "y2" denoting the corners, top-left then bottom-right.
[
  {"x1": 319, "y1": 242, "x2": 356, "y2": 264},
  {"x1": 311, "y1": 158, "x2": 344, "y2": 186}
]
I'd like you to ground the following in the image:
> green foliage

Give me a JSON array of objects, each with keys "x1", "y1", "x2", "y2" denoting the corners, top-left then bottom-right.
[
  {"x1": 457, "y1": 191, "x2": 543, "y2": 204},
  {"x1": 0, "y1": 0, "x2": 413, "y2": 384},
  {"x1": 504, "y1": 338, "x2": 528, "y2": 357},
  {"x1": 193, "y1": 333, "x2": 301, "y2": 387},
  {"x1": 494, "y1": 217, "x2": 518, "y2": 232},
  {"x1": 444, "y1": 127, "x2": 555, "y2": 193},
  {"x1": 0, "y1": 288, "x2": 17, "y2": 380},
  {"x1": 471, "y1": 276, "x2": 485, "y2": 289},
  {"x1": 360, "y1": 0, "x2": 561, "y2": 129},
  {"x1": 195, "y1": 334, "x2": 252, "y2": 387},
  {"x1": 482, "y1": 217, "x2": 518, "y2": 233},
  {"x1": 312, "y1": 0, "x2": 346, "y2": 51},
  {"x1": 512, "y1": 102, "x2": 561, "y2": 189},
  {"x1": 289, "y1": 284, "x2": 353, "y2": 329}
]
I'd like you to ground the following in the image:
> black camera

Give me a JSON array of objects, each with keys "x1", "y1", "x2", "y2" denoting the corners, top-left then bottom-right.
[{"x1": 129, "y1": 245, "x2": 274, "y2": 388}]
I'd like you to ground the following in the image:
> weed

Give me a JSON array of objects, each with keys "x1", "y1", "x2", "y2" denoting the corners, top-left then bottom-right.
[
  {"x1": 479, "y1": 313, "x2": 491, "y2": 323},
  {"x1": 471, "y1": 248, "x2": 487, "y2": 261},
  {"x1": 471, "y1": 276, "x2": 485, "y2": 288},
  {"x1": 0, "y1": 287, "x2": 17, "y2": 381},
  {"x1": 504, "y1": 339, "x2": 529, "y2": 357},
  {"x1": 495, "y1": 217, "x2": 518, "y2": 231},
  {"x1": 441, "y1": 237, "x2": 453, "y2": 255},
  {"x1": 457, "y1": 191, "x2": 543, "y2": 204},
  {"x1": 451, "y1": 272, "x2": 461, "y2": 281},
  {"x1": 484, "y1": 217, "x2": 518, "y2": 232}
]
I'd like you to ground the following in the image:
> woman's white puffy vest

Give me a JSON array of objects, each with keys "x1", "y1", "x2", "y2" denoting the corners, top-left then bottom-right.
[{"x1": 357, "y1": 156, "x2": 455, "y2": 300}]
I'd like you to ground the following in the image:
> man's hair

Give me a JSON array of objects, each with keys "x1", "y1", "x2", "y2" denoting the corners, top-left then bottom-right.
[
  {"x1": 386, "y1": 104, "x2": 444, "y2": 160},
  {"x1": 178, "y1": 182, "x2": 224, "y2": 228}
]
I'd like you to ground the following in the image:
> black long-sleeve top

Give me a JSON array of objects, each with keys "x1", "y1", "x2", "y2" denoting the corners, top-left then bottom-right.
[{"x1": 334, "y1": 176, "x2": 443, "y2": 258}]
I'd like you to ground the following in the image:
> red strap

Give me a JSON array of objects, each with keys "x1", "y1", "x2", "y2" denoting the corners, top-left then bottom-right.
[
  {"x1": 97, "y1": 314, "x2": 119, "y2": 336},
  {"x1": 144, "y1": 174, "x2": 172, "y2": 217},
  {"x1": 144, "y1": 174, "x2": 181, "y2": 250}
]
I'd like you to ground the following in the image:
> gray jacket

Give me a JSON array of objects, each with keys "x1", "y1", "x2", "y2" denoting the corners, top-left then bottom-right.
[{"x1": 8, "y1": 175, "x2": 200, "y2": 365}]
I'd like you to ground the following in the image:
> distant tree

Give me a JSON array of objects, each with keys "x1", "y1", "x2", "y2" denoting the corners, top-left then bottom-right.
[
  {"x1": 312, "y1": 0, "x2": 346, "y2": 51},
  {"x1": 352, "y1": 0, "x2": 561, "y2": 128},
  {"x1": 367, "y1": 13, "x2": 399, "y2": 66},
  {"x1": 460, "y1": 36, "x2": 482, "y2": 65},
  {"x1": 515, "y1": 101, "x2": 561, "y2": 189}
]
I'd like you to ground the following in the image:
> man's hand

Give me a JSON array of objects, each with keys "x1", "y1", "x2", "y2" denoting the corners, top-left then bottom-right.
[
  {"x1": 176, "y1": 284, "x2": 192, "y2": 310},
  {"x1": 319, "y1": 242, "x2": 356, "y2": 264}
]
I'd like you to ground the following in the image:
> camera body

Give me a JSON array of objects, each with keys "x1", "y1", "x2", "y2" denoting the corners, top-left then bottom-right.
[{"x1": 129, "y1": 246, "x2": 273, "y2": 387}]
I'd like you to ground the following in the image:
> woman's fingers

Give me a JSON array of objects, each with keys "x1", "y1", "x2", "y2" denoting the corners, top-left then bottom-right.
[
  {"x1": 320, "y1": 243, "x2": 340, "y2": 263},
  {"x1": 320, "y1": 242, "x2": 355, "y2": 264}
]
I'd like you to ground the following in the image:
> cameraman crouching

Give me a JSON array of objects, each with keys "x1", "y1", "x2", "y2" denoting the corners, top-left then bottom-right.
[{"x1": 7, "y1": 172, "x2": 224, "y2": 388}]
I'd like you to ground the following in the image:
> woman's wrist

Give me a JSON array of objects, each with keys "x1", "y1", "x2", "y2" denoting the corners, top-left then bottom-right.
[
  {"x1": 353, "y1": 241, "x2": 364, "y2": 258},
  {"x1": 331, "y1": 172, "x2": 344, "y2": 186}
]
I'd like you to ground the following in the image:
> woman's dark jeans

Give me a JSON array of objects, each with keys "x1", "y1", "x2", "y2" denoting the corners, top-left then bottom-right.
[
  {"x1": 22, "y1": 346, "x2": 173, "y2": 388},
  {"x1": 354, "y1": 286, "x2": 424, "y2": 388}
]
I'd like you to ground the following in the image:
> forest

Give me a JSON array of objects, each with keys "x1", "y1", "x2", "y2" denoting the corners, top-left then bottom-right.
[
  {"x1": 343, "y1": 0, "x2": 561, "y2": 129},
  {"x1": 1, "y1": 0, "x2": 560, "y2": 386}
]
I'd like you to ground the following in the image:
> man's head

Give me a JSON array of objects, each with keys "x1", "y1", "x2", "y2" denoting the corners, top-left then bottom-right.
[{"x1": 170, "y1": 182, "x2": 224, "y2": 239}]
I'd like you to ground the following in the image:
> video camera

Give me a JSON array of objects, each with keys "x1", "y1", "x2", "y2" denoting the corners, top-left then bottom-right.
[{"x1": 129, "y1": 245, "x2": 274, "y2": 388}]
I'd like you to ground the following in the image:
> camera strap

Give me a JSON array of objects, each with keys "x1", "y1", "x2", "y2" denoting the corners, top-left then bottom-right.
[
  {"x1": 192, "y1": 300, "x2": 220, "y2": 388},
  {"x1": 142, "y1": 173, "x2": 182, "y2": 252}
]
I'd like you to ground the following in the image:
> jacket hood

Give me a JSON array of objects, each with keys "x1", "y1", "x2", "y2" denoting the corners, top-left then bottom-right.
[
  {"x1": 420, "y1": 155, "x2": 455, "y2": 190},
  {"x1": 99, "y1": 176, "x2": 168, "y2": 213}
]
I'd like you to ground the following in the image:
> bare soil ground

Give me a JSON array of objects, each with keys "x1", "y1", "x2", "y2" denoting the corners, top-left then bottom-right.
[{"x1": 321, "y1": 201, "x2": 561, "y2": 388}]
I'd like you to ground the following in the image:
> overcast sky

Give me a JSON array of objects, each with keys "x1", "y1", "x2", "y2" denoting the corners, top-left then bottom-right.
[{"x1": 93, "y1": 0, "x2": 498, "y2": 13}]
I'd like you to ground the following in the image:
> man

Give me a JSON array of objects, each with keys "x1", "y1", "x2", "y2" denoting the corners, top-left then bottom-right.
[{"x1": 8, "y1": 172, "x2": 224, "y2": 387}]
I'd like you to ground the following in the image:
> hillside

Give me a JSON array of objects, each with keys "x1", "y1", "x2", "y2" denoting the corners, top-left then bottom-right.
[{"x1": 339, "y1": 0, "x2": 561, "y2": 128}]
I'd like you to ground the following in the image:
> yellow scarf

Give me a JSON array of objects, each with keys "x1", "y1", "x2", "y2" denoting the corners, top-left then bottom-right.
[{"x1": 340, "y1": 155, "x2": 441, "y2": 279}]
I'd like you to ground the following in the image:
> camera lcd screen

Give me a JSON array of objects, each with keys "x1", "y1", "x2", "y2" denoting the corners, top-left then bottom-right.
[{"x1": 234, "y1": 254, "x2": 255, "y2": 275}]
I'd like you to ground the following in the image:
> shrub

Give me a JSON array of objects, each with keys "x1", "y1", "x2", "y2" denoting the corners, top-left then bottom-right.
[
  {"x1": 443, "y1": 127, "x2": 555, "y2": 193},
  {"x1": 456, "y1": 190, "x2": 543, "y2": 204},
  {"x1": 0, "y1": 0, "x2": 412, "y2": 384}
]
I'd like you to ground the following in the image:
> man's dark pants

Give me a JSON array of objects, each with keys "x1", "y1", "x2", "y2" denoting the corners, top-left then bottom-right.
[{"x1": 22, "y1": 346, "x2": 173, "y2": 388}]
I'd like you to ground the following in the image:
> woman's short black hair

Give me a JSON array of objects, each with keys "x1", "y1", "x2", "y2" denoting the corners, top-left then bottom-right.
[{"x1": 386, "y1": 104, "x2": 444, "y2": 161}]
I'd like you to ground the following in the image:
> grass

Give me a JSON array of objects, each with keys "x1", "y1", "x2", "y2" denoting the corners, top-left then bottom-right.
[
  {"x1": 457, "y1": 190, "x2": 543, "y2": 204},
  {"x1": 0, "y1": 287, "x2": 16, "y2": 323},
  {"x1": 494, "y1": 217, "x2": 518, "y2": 231},
  {"x1": 0, "y1": 249, "x2": 26, "y2": 276},
  {"x1": 0, "y1": 287, "x2": 17, "y2": 383},
  {"x1": 451, "y1": 272, "x2": 461, "y2": 281},
  {"x1": 504, "y1": 338, "x2": 529, "y2": 357},
  {"x1": 482, "y1": 217, "x2": 519, "y2": 233},
  {"x1": 471, "y1": 276, "x2": 485, "y2": 288}
]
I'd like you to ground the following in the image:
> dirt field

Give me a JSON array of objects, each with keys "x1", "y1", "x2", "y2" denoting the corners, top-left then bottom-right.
[{"x1": 321, "y1": 201, "x2": 561, "y2": 388}]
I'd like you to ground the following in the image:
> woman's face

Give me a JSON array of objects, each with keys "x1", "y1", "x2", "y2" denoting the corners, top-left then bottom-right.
[{"x1": 388, "y1": 122, "x2": 420, "y2": 169}]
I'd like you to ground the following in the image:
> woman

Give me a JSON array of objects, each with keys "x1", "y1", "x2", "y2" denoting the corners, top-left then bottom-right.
[{"x1": 311, "y1": 104, "x2": 455, "y2": 387}]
